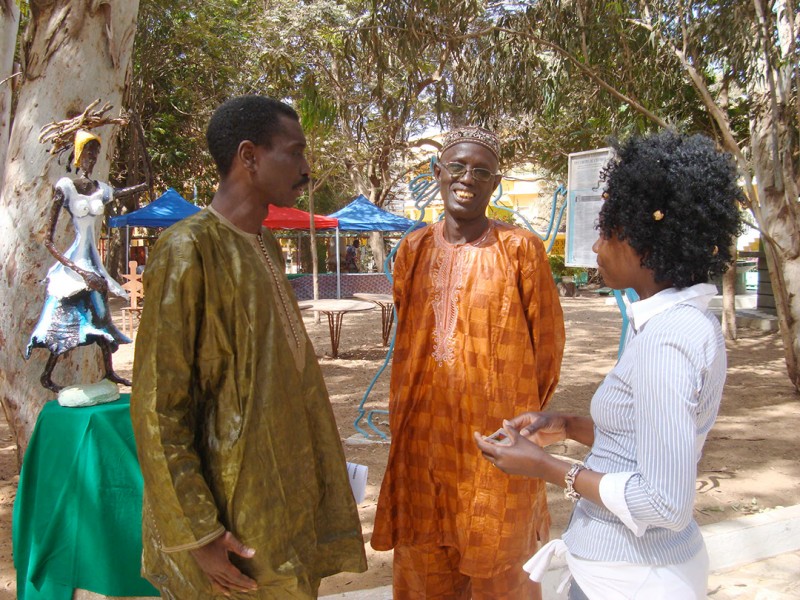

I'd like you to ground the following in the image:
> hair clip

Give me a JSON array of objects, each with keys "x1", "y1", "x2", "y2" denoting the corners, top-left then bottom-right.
[
  {"x1": 653, "y1": 210, "x2": 664, "y2": 221},
  {"x1": 602, "y1": 192, "x2": 609, "y2": 200}
]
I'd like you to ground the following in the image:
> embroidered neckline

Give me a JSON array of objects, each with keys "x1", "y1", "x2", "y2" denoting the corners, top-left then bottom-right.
[
  {"x1": 468, "y1": 221, "x2": 494, "y2": 246},
  {"x1": 431, "y1": 241, "x2": 464, "y2": 365},
  {"x1": 436, "y1": 220, "x2": 495, "y2": 248},
  {"x1": 429, "y1": 221, "x2": 495, "y2": 365}
]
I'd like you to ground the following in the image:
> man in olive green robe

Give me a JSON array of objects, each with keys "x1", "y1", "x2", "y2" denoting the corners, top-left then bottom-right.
[{"x1": 131, "y1": 96, "x2": 366, "y2": 599}]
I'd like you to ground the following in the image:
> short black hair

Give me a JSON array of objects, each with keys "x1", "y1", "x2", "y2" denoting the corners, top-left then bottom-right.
[
  {"x1": 206, "y1": 95, "x2": 299, "y2": 177},
  {"x1": 599, "y1": 131, "x2": 744, "y2": 288}
]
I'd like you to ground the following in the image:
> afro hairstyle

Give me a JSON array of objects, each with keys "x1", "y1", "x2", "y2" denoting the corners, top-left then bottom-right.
[
  {"x1": 206, "y1": 95, "x2": 298, "y2": 177},
  {"x1": 598, "y1": 131, "x2": 744, "y2": 288}
]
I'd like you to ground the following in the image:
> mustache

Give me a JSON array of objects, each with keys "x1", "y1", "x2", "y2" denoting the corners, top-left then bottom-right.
[{"x1": 294, "y1": 176, "x2": 311, "y2": 189}]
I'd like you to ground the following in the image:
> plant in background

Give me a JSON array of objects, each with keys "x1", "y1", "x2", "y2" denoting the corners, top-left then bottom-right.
[
  {"x1": 488, "y1": 206, "x2": 518, "y2": 225},
  {"x1": 548, "y1": 254, "x2": 586, "y2": 280}
]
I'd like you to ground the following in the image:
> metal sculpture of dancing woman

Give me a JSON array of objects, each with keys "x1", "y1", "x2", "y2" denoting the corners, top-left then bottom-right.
[{"x1": 26, "y1": 129, "x2": 146, "y2": 395}]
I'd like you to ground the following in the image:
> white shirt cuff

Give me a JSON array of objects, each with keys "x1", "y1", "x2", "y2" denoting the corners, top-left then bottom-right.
[{"x1": 599, "y1": 472, "x2": 648, "y2": 537}]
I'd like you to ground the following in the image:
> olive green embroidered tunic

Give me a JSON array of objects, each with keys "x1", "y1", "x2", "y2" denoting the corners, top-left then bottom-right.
[{"x1": 131, "y1": 208, "x2": 366, "y2": 598}]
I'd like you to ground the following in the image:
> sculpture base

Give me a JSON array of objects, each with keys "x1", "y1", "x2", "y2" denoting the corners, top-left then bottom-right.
[
  {"x1": 58, "y1": 379, "x2": 120, "y2": 408},
  {"x1": 73, "y1": 590, "x2": 154, "y2": 600}
]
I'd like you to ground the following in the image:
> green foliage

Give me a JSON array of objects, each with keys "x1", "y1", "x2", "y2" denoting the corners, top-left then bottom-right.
[
  {"x1": 254, "y1": 1, "x2": 454, "y2": 207},
  {"x1": 116, "y1": 0, "x2": 796, "y2": 212},
  {"x1": 295, "y1": 181, "x2": 349, "y2": 215},
  {"x1": 487, "y1": 206, "x2": 517, "y2": 225},
  {"x1": 115, "y1": 0, "x2": 265, "y2": 204},
  {"x1": 548, "y1": 254, "x2": 586, "y2": 278}
]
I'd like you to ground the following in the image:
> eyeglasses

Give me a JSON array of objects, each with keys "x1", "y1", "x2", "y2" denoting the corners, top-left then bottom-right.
[{"x1": 437, "y1": 160, "x2": 500, "y2": 183}]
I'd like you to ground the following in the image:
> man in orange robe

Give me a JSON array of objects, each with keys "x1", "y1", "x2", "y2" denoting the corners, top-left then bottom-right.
[{"x1": 372, "y1": 126, "x2": 565, "y2": 599}]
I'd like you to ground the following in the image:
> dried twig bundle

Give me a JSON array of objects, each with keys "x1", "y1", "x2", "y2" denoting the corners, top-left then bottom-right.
[{"x1": 38, "y1": 99, "x2": 129, "y2": 159}]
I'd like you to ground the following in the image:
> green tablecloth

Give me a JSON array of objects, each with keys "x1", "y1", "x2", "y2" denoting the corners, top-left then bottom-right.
[{"x1": 13, "y1": 394, "x2": 159, "y2": 599}]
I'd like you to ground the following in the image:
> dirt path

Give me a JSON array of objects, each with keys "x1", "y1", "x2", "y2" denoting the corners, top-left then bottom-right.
[{"x1": 1, "y1": 293, "x2": 798, "y2": 598}]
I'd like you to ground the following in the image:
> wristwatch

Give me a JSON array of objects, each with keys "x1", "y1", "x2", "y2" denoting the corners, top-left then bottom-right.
[{"x1": 564, "y1": 463, "x2": 587, "y2": 502}]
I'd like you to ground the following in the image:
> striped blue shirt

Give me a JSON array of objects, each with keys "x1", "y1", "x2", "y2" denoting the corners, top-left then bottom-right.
[{"x1": 563, "y1": 283, "x2": 726, "y2": 565}]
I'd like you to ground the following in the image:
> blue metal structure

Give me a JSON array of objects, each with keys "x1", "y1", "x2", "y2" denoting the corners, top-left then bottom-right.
[
  {"x1": 490, "y1": 184, "x2": 567, "y2": 253},
  {"x1": 353, "y1": 159, "x2": 441, "y2": 439},
  {"x1": 612, "y1": 288, "x2": 640, "y2": 358}
]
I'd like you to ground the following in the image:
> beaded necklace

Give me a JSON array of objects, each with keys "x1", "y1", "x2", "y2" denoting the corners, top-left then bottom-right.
[{"x1": 256, "y1": 233, "x2": 303, "y2": 362}]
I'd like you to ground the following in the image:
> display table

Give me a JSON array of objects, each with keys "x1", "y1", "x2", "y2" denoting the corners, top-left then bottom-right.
[
  {"x1": 353, "y1": 293, "x2": 395, "y2": 346},
  {"x1": 13, "y1": 394, "x2": 159, "y2": 600},
  {"x1": 298, "y1": 298, "x2": 375, "y2": 358}
]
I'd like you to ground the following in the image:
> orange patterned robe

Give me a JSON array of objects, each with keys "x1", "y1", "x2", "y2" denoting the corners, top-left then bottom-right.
[{"x1": 372, "y1": 220, "x2": 565, "y2": 578}]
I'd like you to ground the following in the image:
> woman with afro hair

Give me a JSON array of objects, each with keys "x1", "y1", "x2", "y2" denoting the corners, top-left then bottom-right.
[{"x1": 475, "y1": 131, "x2": 743, "y2": 599}]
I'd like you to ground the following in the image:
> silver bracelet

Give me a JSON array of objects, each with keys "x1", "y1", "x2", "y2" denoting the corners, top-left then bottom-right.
[{"x1": 564, "y1": 463, "x2": 588, "y2": 502}]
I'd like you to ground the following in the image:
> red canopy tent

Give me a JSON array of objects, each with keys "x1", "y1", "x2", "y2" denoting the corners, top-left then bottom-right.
[
  {"x1": 263, "y1": 205, "x2": 338, "y2": 230},
  {"x1": 262, "y1": 206, "x2": 338, "y2": 286}
]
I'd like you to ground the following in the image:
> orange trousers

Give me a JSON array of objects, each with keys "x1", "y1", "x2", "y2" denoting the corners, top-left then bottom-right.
[{"x1": 392, "y1": 544, "x2": 541, "y2": 600}]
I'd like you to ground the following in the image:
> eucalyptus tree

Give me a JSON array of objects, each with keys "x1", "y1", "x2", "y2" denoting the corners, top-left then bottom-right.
[
  {"x1": 0, "y1": 0, "x2": 142, "y2": 460},
  {"x1": 636, "y1": 0, "x2": 800, "y2": 391},
  {"x1": 0, "y1": 0, "x2": 20, "y2": 187},
  {"x1": 122, "y1": 0, "x2": 265, "y2": 203},
  {"x1": 297, "y1": 77, "x2": 342, "y2": 296},
  {"x1": 103, "y1": 0, "x2": 267, "y2": 277},
  {"x1": 449, "y1": 0, "x2": 799, "y2": 390},
  {"x1": 257, "y1": 1, "x2": 492, "y2": 268}
]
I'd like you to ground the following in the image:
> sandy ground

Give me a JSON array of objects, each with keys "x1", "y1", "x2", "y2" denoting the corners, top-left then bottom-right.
[{"x1": 1, "y1": 291, "x2": 798, "y2": 598}]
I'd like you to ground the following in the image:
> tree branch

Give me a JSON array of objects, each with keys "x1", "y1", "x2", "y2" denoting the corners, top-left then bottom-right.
[
  {"x1": 630, "y1": 19, "x2": 748, "y2": 168},
  {"x1": 753, "y1": 0, "x2": 785, "y2": 191},
  {"x1": 450, "y1": 25, "x2": 670, "y2": 128},
  {"x1": 575, "y1": 0, "x2": 589, "y2": 61},
  {"x1": 790, "y1": 0, "x2": 800, "y2": 132},
  {"x1": 311, "y1": 164, "x2": 338, "y2": 193}
]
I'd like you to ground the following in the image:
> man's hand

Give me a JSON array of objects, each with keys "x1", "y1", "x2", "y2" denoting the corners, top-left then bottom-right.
[{"x1": 190, "y1": 531, "x2": 258, "y2": 596}]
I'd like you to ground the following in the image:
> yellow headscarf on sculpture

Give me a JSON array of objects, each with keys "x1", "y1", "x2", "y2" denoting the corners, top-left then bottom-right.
[{"x1": 73, "y1": 130, "x2": 102, "y2": 167}]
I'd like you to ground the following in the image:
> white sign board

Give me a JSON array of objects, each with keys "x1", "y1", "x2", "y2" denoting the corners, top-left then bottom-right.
[{"x1": 565, "y1": 148, "x2": 613, "y2": 268}]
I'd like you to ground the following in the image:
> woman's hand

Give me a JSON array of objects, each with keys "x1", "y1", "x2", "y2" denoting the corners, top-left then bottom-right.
[
  {"x1": 82, "y1": 271, "x2": 109, "y2": 295},
  {"x1": 474, "y1": 422, "x2": 551, "y2": 478},
  {"x1": 507, "y1": 412, "x2": 569, "y2": 447}
]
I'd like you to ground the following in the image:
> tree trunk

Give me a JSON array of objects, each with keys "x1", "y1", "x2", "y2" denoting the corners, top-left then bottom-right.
[
  {"x1": 753, "y1": 187, "x2": 800, "y2": 391},
  {"x1": 0, "y1": 0, "x2": 141, "y2": 466},
  {"x1": 746, "y1": 0, "x2": 800, "y2": 392},
  {"x1": 105, "y1": 227, "x2": 125, "y2": 280},
  {"x1": 368, "y1": 231, "x2": 387, "y2": 273},
  {"x1": 0, "y1": 1, "x2": 20, "y2": 188},
  {"x1": 366, "y1": 188, "x2": 388, "y2": 272},
  {"x1": 308, "y1": 180, "x2": 320, "y2": 301},
  {"x1": 750, "y1": 116, "x2": 800, "y2": 391},
  {"x1": 720, "y1": 247, "x2": 738, "y2": 340}
]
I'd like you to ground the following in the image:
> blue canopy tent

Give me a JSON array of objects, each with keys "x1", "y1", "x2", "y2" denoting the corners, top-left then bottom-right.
[
  {"x1": 328, "y1": 194, "x2": 422, "y2": 232},
  {"x1": 109, "y1": 188, "x2": 200, "y2": 228},
  {"x1": 327, "y1": 195, "x2": 424, "y2": 297},
  {"x1": 108, "y1": 188, "x2": 200, "y2": 270}
]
